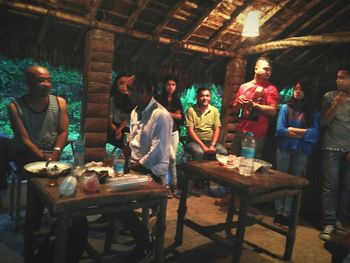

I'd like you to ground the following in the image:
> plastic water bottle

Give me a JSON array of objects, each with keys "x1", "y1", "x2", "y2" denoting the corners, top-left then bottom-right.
[
  {"x1": 74, "y1": 138, "x2": 85, "y2": 167},
  {"x1": 113, "y1": 149, "x2": 125, "y2": 176},
  {"x1": 239, "y1": 132, "x2": 255, "y2": 176}
]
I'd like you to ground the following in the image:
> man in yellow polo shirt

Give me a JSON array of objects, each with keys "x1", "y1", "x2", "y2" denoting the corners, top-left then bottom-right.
[{"x1": 185, "y1": 87, "x2": 227, "y2": 160}]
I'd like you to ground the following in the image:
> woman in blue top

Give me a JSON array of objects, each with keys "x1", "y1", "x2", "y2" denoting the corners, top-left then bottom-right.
[{"x1": 274, "y1": 80, "x2": 320, "y2": 228}]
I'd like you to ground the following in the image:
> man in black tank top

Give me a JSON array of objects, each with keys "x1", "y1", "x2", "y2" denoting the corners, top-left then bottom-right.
[{"x1": 8, "y1": 66, "x2": 68, "y2": 169}]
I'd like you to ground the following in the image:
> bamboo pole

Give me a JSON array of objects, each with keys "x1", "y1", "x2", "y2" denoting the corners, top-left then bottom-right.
[
  {"x1": 5, "y1": 1, "x2": 237, "y2": 58},
  {"x1": 239, "y1": 32, "x2": 350, "y2": 55}
]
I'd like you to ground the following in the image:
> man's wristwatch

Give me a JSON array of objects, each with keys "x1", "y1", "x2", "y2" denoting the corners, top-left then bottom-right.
[{"x1": 53, "y1": 147, "x2": 61, "y2": 153}]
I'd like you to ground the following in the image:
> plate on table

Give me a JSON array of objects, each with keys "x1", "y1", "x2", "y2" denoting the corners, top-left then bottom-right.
[
  {"x1": 216, "y1": 154, "x2": 239, "y2": 168},
  {"x1": 253, "y1": 159, "x2": 272, "y2": 172},
  {"x1": 24, "y1": 161, "x2": 72, "y2": 176},
  {"x1": 73, "y1": 162, "x2": 115, "y2": 178}
]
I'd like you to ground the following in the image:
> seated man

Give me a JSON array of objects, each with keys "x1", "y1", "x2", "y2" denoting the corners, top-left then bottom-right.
[
  {"x1": 118, "y1": 72, "x2": 173, "y2": 263},
  {"x1": 8, "y1": 65, "x2": 68, "y2": 170},
  {"x1": 185, "y1": 87, "x2": 227, "y2": 160},
  {"x1": 8, "y1": 66, "x2": 86, "y2": 263}
]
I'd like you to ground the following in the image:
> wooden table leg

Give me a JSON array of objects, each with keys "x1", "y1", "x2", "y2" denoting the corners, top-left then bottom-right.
[
  {"x1": 23, "y1": 180, "x2": 35, "y2": 263},
  {"x1": 226, "y1": 192, "x2": 236, "y2": 238},
  {"x1": 284, "y1": 191, "x2": 302, "y2": 260},
  {"x1": 155, "y1": 196, "x2": 167, "y2": 263},
  {"x1": 174, "y1": 172, "x2": 190, "y2": 247},
  {"x1": 232, "y1": 195, "x2": 249, "y2": 263},
  {"x1": 53, "y1": 212, "x2": 69, "y2": 263}
]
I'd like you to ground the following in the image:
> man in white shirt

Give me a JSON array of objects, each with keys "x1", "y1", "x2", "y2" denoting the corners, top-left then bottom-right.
[{"x1": 118, "y1": 72, "x2": 173, "y2": 263}]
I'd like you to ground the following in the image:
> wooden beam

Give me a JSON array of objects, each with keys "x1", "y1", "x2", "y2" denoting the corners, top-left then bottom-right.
[
  {"x1": 5, "y1": 1, "x2": 237, "y2": 58},
  {"x1": 208, "y1": 1, "x2": 251, "y2": 48},
  {"x1": 257, "y1": 0, "x2": 321, "y2": 44},
  {"x1": 275, "y1": 1, "x2": 349, "y2": 62},
  {"x1": 181, "y1": 0, "x2": 222, "y2": 41},
  {"x1": 125, "y1": 0, "x2": 150, "y2": 29},
  {"x1": 259, "y1": 0, "x2": 290, "y2": 26},
  {"x1": 153, "y1": 0, "x2": 186, "y2": 35},
  {"x1": 239, "y1": 32, "x2": 350, "y2": 55},
  {"x1": 86, "y1": 0, "x2": 102, "y2": 20}
]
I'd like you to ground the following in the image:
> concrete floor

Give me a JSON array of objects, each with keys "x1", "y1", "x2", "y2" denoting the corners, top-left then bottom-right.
[{"x1": 0, "y1": 191, "x2": 332, "y2": 263}]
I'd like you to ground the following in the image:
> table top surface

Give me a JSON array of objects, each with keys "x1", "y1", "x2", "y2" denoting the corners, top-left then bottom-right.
[
  {"x1": 29, "y1": 177, "x2": 167, "y2": 213},
  {"x1": 181, "y1": 160, "x2": 309, "y2": 194}
]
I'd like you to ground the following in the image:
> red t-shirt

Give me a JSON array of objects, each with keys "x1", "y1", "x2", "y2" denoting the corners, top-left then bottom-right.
[{"x1": 233, "y1": 81, "x2": 280, "y2": 138}]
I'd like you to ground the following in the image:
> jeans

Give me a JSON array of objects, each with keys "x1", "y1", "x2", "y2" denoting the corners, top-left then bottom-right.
[
  {"x1": 166, "y1": 131, "x2": 179, "y2": 186},
  {"x1": 231, "y1": 131, "x2": 265, "y2": 159},
  {"x1": 321, "y1": 150, "x2": 350, "y2": 226},
  {"x1": 185, "y1": 141, "x2": 228, "y2": 160},
  {"x1": 274, "y1": 147, "x2": 308, "y2": 216}
]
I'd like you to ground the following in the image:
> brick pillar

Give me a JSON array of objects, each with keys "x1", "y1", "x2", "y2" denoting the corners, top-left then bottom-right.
[
  {"x1": 220, "y1": 54, "x2": 246, "y2": 150},
  {"x1": 82, "y1": 29, "x2": 114, "y2": 162}
]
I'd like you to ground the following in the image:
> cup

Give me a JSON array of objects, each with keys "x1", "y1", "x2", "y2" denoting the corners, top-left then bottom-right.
[
  {"x1": 82, "y1": 173, "x2": 100, "y2": 193},
  {"x1": 46, "y1": 167, "x2": 60, "y2": 187}
]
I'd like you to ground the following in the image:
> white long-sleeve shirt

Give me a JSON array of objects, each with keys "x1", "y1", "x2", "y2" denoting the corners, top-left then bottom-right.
[{"x1": 129, "y1": 98, "x2": 173, "y2": 177}]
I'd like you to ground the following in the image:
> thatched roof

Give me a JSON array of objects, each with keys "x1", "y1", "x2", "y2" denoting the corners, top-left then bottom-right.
[{"x1": 1, "y1": 0, "x2": 350, "y2": 86}]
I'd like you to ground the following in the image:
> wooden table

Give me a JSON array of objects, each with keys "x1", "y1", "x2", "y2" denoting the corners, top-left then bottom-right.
[
  {"x1": 170, "y1": 160, "x2": 309, "y2": 263},
  {"x1": 24, "y1": 177, "x2": 168, "y2": 263}
]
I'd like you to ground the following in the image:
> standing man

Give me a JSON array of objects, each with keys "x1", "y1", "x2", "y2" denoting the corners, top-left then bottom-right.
[
  {"x1": 232, "y1": 56, "x2": 279, "y2": 158},
  {"x1": 319, "y1": 66, "x2": 350, "y2": 241},
  {"x1": 117, "y1": 72, "x2": 173, "y2": 263},
  {"x1": 185, "y1": 87, "x2": 227, "y2": 160},
  {"x1": 8, "y1": 65, "x2": 68, "y2": 169}
]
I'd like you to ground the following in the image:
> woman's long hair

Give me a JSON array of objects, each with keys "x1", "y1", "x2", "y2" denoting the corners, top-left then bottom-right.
[
  {"x1": 288, "y1": 79, "x2": 314, "y2": 128},
  {"x1": 110, "y1": 73, "x2": 133, "y2": 113},
  {"x1": 159, "y1": 75, "x2": 179, "y2": 107}
]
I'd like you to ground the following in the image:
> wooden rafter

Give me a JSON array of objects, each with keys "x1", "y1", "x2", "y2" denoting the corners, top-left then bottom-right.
[
  {"x1": 86, "y1": 0, "x2": 102, "y2": 20},
  {"x1": 275, "y1": 0, "x2": 349, "y2": 62},
  {"x1": 259, "y1": 0, "x2": 290, "y2": 27},
  {"x1": 153, "y1": 0, "x2": 186, "y2": 35},
  {"x1": 5, "y1": 1, "x2": 237, "y2": 58},
  {"x1": 257, "y1": 0, "x2": 321, "y2": 44},
  {"x1": 181, "y1": 0, "x2": 222, "y2": 41},
  {"x1": 125, "y1": 0, "x2": 150, "y2": 29},
  {"x1": 239, "y1": 32, "x2": 350, "y2": 55},
  {"x1": 208, "y1": 1, "x2": 251, "y2": 48}
]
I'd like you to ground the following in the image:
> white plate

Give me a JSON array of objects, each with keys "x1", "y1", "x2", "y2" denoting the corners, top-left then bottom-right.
[{"x1": 24, "y1": 161, "x2": 72, "y2": 175}]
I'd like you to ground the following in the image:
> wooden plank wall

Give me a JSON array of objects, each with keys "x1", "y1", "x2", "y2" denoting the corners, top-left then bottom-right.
[
  {"x1": 220, "y1": 54, "x2": 246, "y2": 151},
  {"x1": 82, "y1": 29, "x2": 114, "y2": 162}
]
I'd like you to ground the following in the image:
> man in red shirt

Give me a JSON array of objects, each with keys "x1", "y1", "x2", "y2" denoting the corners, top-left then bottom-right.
[{"x1": 232, "y1": 57, "x2": 280, "y2": 158}]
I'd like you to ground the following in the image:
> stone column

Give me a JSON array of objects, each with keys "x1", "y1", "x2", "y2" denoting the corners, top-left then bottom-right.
[
  {"x1": 220, "y1": 54, "x2": 246, "y2": 151},
  {"x1": 82, "y1": 29, "x2": 114, "y2": 162}
]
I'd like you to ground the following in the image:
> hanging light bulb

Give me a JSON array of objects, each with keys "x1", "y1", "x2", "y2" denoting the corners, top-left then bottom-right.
[{"x1": 242, "y1": 11, "x2": 260, "y2": 37}]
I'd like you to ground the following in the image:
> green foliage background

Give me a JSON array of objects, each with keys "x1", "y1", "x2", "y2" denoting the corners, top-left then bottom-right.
[{"x1": 0, "y1": 56, "x2": 83, "y2": 139}]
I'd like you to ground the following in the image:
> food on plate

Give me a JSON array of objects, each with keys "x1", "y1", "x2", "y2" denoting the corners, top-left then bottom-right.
[{"x1": 82, "y1": 169, "x2": 108, "y2": 184}]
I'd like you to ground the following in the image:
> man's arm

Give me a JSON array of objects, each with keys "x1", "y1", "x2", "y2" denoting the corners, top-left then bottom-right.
[
  {"x1": 322, "y1": 91, "x2": 347, "y2": 124},
  {"x1": 252, "y1": 102, "x2": 278, "y2": 117},
  {"x1": 8, "y1": 102, "x2": 45, "y2": 159},
  {"x1": 51, "y1": 97, "x2": 68, "y2": 161},
  {"x1": 186, "y1": 126, "x2": 209, "y2": 152}
]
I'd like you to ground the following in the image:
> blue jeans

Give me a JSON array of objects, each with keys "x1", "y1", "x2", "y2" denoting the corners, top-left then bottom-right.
[
  {"x1": 185, "y1": 141, "x2": 228, "y2": 160},
  {"x1": 321, "y1": 150, "x2": 350, "y2": 226},
  {"x1": 275, "y1": 148, "x2": 308, "y2": 216}
]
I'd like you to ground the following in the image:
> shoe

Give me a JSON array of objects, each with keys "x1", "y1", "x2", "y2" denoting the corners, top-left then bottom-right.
[
  {"x1": 165, "y1": 185, "x2": 173, "y2": 199},
  {"x1": 126, "y1": 242, "x2": 154, "y2": 263},
  {"x1": 335, "y1": 221, "x2": 345, "y2": 234},
  {"x1": 173, "y1": 187, "x2": 181, "y2": 199},
  {"x1": 320, "y1": 225, "x2": 335, "y2": 241}
]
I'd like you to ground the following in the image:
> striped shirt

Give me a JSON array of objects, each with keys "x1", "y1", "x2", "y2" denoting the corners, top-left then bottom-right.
[{"x1": 13, "y1": 95, "x2": 60, "y2": 152}]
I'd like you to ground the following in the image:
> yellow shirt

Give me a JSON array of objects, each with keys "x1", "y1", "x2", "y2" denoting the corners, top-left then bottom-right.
[{"x1": 185, "y1": 104, "x2": 221, "y2": 141}]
